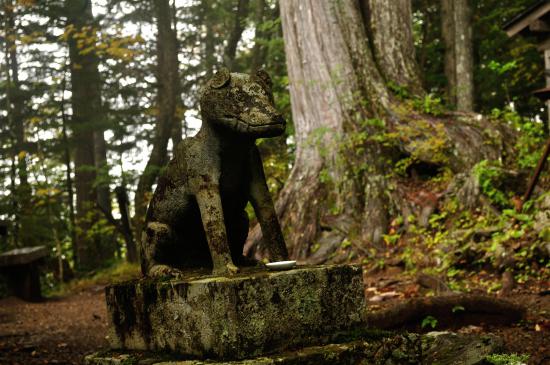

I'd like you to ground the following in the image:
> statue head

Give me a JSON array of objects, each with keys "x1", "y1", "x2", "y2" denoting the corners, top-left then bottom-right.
[{"x1": 199, "y1": 68, "x2": 286, "y2": 138}]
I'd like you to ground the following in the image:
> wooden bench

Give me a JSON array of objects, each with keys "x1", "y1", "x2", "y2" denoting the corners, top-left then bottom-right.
[{"x1": 0, "y1": 246, "x2": 48, "y2": 301}]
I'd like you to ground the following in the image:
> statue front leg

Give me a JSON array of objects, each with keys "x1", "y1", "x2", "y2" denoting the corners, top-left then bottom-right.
[
  {"x1": 249, "y1": 148, "x2": 289, "y2": 261},
  {"x1": 195, "y1": 185, "x2": 239, "y2": 276}
]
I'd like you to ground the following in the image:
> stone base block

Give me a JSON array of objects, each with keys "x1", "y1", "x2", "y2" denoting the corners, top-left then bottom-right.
[
  {"x1": 86, "y1": 332, "x2": 504, "y2": 365},
  {"x1": 106, "y1": 265, "x2": 365, "y2": 360}
]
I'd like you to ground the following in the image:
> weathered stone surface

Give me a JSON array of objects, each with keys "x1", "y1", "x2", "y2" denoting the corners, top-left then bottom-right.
[
  {"x1": 422, "y1": 331, "x2": 503, "y2": 365},
  {"x1": 86, "y1": 333, "x2": 422, "y2": 365},
  {"x1": 106, "y1": 264, "x2": 365, "y2": 360},
  {"x1": 87, "y1": 332, "x2": 505, "y2": 365}
]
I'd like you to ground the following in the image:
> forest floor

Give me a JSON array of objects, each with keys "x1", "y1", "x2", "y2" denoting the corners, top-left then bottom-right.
[{"x1": 0, "y1": 266, "x2": 548, "y2": 365}]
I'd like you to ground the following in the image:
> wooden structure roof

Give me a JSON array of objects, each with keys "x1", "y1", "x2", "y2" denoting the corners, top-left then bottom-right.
[{"x1": 504, "y1": 0, "x2": 550, "y2": 38}]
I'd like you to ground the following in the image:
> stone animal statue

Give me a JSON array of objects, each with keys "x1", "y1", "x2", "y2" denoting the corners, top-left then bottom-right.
[{"x1": 141, "y1": 68, "x2": 289, "y2": 277}]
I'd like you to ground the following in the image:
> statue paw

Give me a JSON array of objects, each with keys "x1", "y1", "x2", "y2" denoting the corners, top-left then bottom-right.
[
  {"x1": 148, "y1": 264, "x2": 183, "y2": 278},
  {"x1": 212, "y1": 262, "x2": 239, "y2": 276}
]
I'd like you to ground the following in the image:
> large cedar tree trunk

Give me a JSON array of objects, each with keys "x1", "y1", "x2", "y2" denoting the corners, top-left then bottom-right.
[
  {"x1": 133, "y1": 0, "x2": 181, "y2": 260},
  {"x1": 66, "y1": 0, "x2": 114, "y2": 270},
  {"x1": 246, "y1": 0, "x2": 511, "y2": 263}
]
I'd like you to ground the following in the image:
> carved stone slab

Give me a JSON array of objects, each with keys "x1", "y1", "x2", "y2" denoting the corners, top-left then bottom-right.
[{"x1": 105, "y1": 265, "x2": 365, "y2": 360}]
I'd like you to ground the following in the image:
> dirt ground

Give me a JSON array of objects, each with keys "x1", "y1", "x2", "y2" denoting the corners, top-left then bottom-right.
[
  {"x1": 0, "y1": 286, "x2": 108, "y2": 365},
  {"x1": 363, "y1": 267, "x2": 550, "y2": 365},
  {"x1": 0, "y1": 269, "x2": 548, "y2": 365}
]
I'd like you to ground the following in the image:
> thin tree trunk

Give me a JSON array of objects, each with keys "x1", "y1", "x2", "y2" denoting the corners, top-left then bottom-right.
[
  {"x1": 3, "y1": 2, "x2": 19, "y2": 247},
  {"x1": 224, "y1": 0, "x2": 250, "y2": 71},
  {"x1": 250, "y1": 0, "x2": 267, "y2": 71},
  {"x1": 454, "y1": 0, "x2": 474, "y2": 111},
  {"x1": 169, "y1": 2, "x2": 184, "y2": 150},
  {"x1": 60, "y1": 60, "x2": 78, "y2": 265},
  {"x1": 441, "y1": 0, "x2": 474, "y2": 111},
  {"x1": 203, "y1": 0, "x2": 216, "y2": 78},
  {"x1": 115, "y1": 186, "x2": 137, "y2": 262},
  {"x1": 134, "y1": 0, "x2": 181, "y2": 254},
  {"x1": 441, "y1": 0, "x2": 456, "y2": 106},
  {"x1": 94, "y1": 131, "x2": 111, "y2": 213},
  {"x1": 36, "y1": 146, "x2": 64, "y2": 283}
]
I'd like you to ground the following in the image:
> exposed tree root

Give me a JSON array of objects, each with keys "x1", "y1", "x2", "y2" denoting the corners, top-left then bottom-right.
[{"x1": 364, "y1": 294, "x2": 526, "y2": 330}]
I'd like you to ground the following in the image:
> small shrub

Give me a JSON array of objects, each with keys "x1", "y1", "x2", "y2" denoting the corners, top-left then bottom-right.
[{"x1": 485, "y1": 353, "x2": 529, "y2": 365}]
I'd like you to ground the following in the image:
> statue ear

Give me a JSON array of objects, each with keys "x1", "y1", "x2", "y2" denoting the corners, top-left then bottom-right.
[
  {"x1": 211, "y1": 67, "x2": 231, "y2": 89},
  {"x1": 255, "y1": 69, "x2": 273, "y2": 91}
]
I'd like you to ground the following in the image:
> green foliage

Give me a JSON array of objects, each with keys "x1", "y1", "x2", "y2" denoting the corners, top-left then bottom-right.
[
  {"x1": 485, "y1": 353, "x2": 529, "y2": 365},
  {"x1": 473, "y1": 160, "x2": 510, "y2": 207},
  {"x1": 421, "y1": 315, "x2": 438, "y2": 329},
  {"x1": 451, "y1": 305, "x2": 465, "y2": 313},
  {"x1": 412, "y1": 94, "x2": 445, "y2": 116},
  {"x1": 490, "y1": 107, "x2": 546, "y2": 170}
]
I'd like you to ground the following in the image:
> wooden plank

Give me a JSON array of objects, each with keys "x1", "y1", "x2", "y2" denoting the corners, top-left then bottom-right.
[{"x1": 506, "y1": 2, "x2": 550, "y2": 37}]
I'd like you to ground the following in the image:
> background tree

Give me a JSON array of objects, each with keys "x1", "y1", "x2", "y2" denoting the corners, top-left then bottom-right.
[
  {"x1": 133, "y1": 0, "x2": 182, "y2": 252},
  {"x1": 246, "y1": 0, "x2": 513, "y2": 263},
  {"x1": 65, "y1": 0, "x2": 115, "y2": 270}
]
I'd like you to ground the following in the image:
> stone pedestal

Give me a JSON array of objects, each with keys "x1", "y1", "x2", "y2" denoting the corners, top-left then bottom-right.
[{"x1": 106, "y1": 265, "x2": 365, "y2": 360}]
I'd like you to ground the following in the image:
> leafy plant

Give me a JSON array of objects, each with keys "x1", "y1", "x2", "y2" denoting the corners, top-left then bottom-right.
[
  {"x1": 473, "y1": 160, "x2": 510, "y2": 207},
  {"x1": 412, "y1": 94, "x2": 445, "y2": 116},
  {"x1": 421, "y1": 315, "x2": 438, "y2": 329}
]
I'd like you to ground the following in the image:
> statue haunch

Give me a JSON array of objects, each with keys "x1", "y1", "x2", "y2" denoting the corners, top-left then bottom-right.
[{"x1": 141, "y1": 68, "x2": 289, "y2": 277}]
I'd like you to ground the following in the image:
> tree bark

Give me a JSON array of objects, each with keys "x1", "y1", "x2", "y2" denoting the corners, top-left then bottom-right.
[
  {"x1": 65, "y1": 0, "x2": 112, "y2": 270},
  {"x1": 441, "y1": 0, "x2": 474, "y2": 111},
  {"x1": 256, "y1": 0, "x2": 391, "y2": 259},
  {"x1": 453, "y1": 0, "x2": 474, "y2": 112},
  {"x1": 441, "y1": 0, "x2": 456, "y2": 106},
  {"x1": 364, "y1": 0, "x2": 424, "y2": 95},
  {"x1": 134, "y1": 0, "x2": 181, "y2": 256}
]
